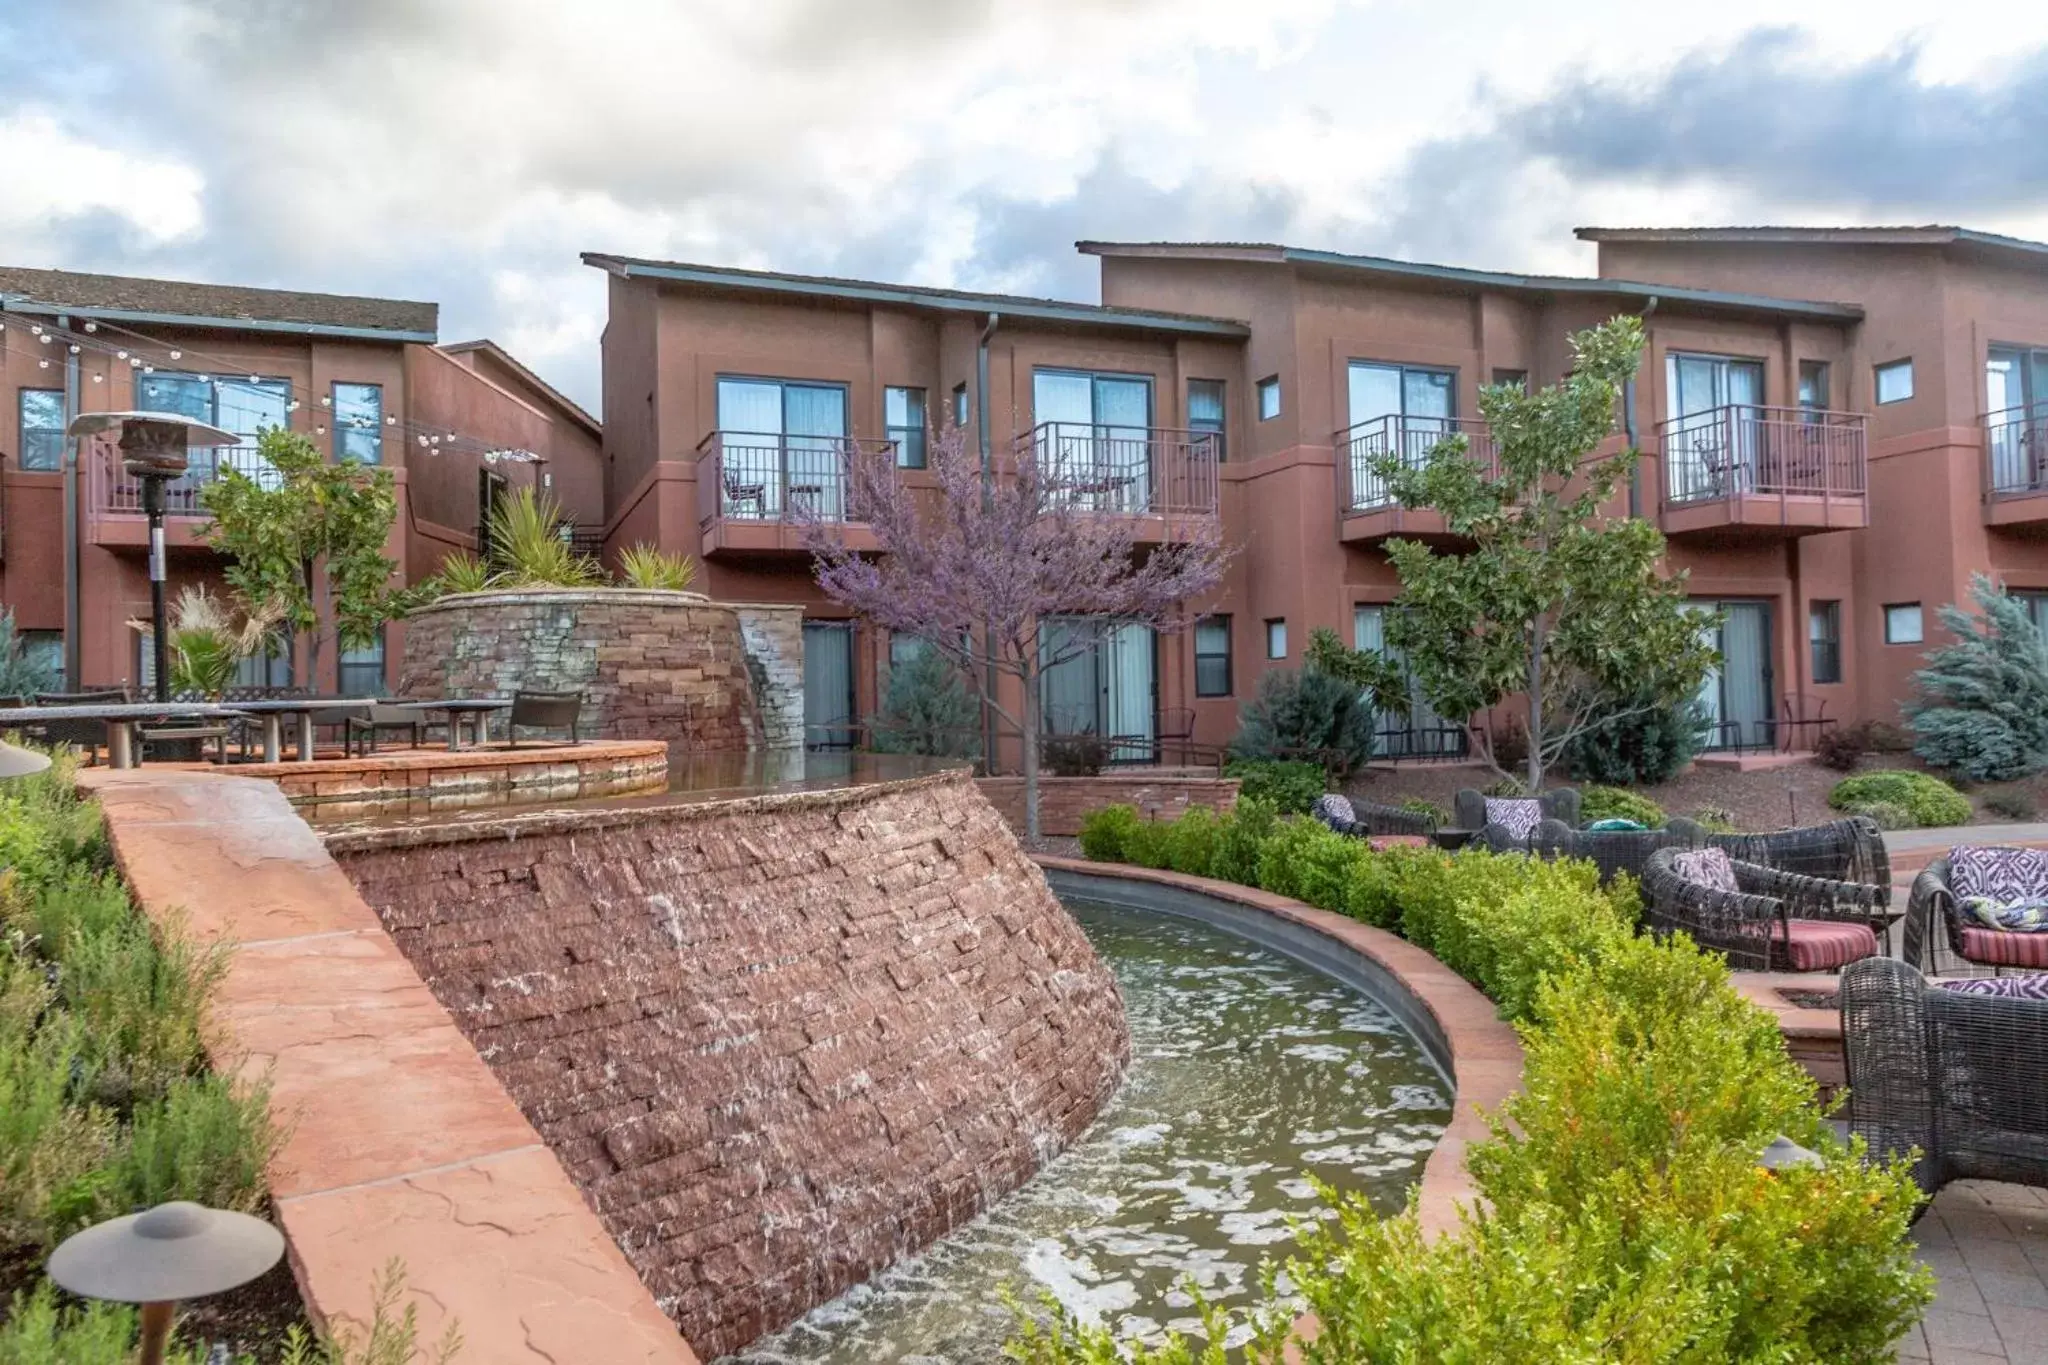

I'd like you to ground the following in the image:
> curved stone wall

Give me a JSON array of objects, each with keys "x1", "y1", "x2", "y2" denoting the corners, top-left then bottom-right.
[
  {"x1": 398, "y1": 588, "x2": 805, "y2": 752},
  {"x1": 327, "y1": 771, "x2": 1130, "y2": 1358}
]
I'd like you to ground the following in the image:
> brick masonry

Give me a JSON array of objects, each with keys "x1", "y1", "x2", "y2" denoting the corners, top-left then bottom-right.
[
  {"x1": 328, "y1": 770, "x2": 1131, "y2": 1359},
  {"x1": 244, "y1": 740, "x2": 671, "y2": 818},
  {"x1": 976, "y1": 771, "x2": 1240, "y2": 836},
  {"x1": 399, "y1": 589, "x2": 796, "y2": 752}
]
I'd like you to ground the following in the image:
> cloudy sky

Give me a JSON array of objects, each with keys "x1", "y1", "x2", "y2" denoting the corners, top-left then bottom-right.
[{"x1": 4, "y1": 0, "x2": 2046, "y2": 409}]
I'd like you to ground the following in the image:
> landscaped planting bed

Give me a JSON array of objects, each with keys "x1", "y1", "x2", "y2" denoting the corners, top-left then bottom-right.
[
  {"x1": 1011, "y1": 799, "x2": 1937, "y2": 1362},
  {"x1": 0, "y1": 752, "x2": 306, "y2": 1360}
]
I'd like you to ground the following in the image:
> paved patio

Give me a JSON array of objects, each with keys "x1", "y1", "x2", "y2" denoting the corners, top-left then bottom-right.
[{"x1": 1897, "y1": 1181, "x2": 2048, "y2": 1364}]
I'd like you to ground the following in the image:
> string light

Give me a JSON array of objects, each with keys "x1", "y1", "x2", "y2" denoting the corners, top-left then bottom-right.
[{"x1": 82, "y1": 321, "x2": 97, "y2": 332}]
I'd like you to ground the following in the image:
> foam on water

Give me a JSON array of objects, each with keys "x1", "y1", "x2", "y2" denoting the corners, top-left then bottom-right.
[{"x1": 724, "y1": 900, "x2": 1451, "y2": 1364}]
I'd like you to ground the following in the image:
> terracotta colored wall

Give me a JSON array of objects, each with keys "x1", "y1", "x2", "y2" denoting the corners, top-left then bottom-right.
[
  {"x1": 397, "y1": 588, "x2": 777, "y2": 751},
  {"x1": 976, "y1": 772, "x2": 1239, "y2": 835},
  {"x1": 442, "y1": 345, "x2": 605, "y2": 532},
  {"x1": 329, "y1": 771, "x2": 1130, "y2": 1358}
]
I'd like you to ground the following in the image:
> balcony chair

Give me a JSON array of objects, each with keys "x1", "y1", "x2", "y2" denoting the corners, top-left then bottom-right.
[
  {"x1": 722, "y1": 467, "x2": 768, "y2": 520},
  {"x1": 1841, "y1": 957, "x2": 2048, "y2": 1197},
  {"x1": 1903, "y1": 848, "x2": 2048, "y2": 976},
  {"x1": 506, "y1": 690, "x2": 582, "y2": 747},
  {"x1": 1640, "y1": 844, "x2": 1888, "y2": 973},
  {"x1": 1775, "y1": 693, "x2": 1837, "y2": 753}
]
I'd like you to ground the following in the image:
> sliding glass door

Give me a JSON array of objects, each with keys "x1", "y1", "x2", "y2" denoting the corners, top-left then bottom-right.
[
  {"x1": 1987, "y1": 346, "x2": 2048, "y2": 493},
  {"x1": 1039, "y1": 616, "x2": 1156, "y2": 759},
  {"x1": 1691, "y1": 600, "x2": 1774, "y2": 750},
  {"x1": 715, "y1": 378, "x2": 849, "y2": 518},
  {"x1": 1032, "y1": 370, "x2": 1153, "y2": 512},
  {"x1": 1345, "y1": 362, "x2": 1455, "y2": 507},
  {"x1": 1353, "y1": 606, "x2": 1465, "y2": 758},
  {"x1": 1665, "y1": 354, "x2": 1764, "y2": 499},
  {"x1": 802, "y1": 621, "x2": 857, "y2": 750}
]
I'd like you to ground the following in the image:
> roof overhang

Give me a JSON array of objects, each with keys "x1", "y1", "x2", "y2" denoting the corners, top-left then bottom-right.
[
  {"x1": 1576, "y1": 225, "x2": 2048, "y2": 267},
  {"x1": 581, "y1": 252, "x2": 1251, "y2": 338},
  {"x1": 0, "y1": 294, "x2": 437, "y2": 344}
]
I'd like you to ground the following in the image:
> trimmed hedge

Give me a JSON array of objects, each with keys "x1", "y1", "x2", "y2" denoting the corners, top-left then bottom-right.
[
  {"x1": 1578, "y1": 784, "x2": 1667, "y2": 828},
  {"x1": 1026, "y1": 803, "x2": 1934, "y2": 1363},
  {"x1": 1829, "y1": 769, "x2": 1972, "y2": 829}
]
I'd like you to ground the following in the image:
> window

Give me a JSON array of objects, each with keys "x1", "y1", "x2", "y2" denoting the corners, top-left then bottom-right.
[
  {"x1": 135, "y1": 627, "x2": 156, "y2": 693},
  {"x1": 1986, "y1": 348, "x2": 2048, "y2": 493},
  {"x1": 1187, "y1": 379, "x2": 1226, "y2": 459},
  {"x1": 714, "y1": 377, "x2": 850, "y2": 518},
  {"x1": 1032, "y1": 369, "x2": 1155, "y2": 512},
  {"x1": 333, "y1": 383, "x2": 383, "y2": 464},
  {"x1": 1194, "y1": 616, "x2": 1231, "y2": 697},
  {"x1": 1884, "y1": 603, "x2": 1924, "y2": 645},
  {"x1": 1040, "y1": 617, "x2": 1155, "y2": 755},
  {"x1": 2019, "y1": 591, "x2": 2048, "y2": 637},
  {"x1": 236, "y1": 631, "x2": 294, "y2": 689},
  {"x1": 1345, "y1": 360, "x2": 1458, "y2": 507},
  {"x1": 1264, "y1": 618, "x2": 1287, "y2": 660},
  {"x1": 1665, "y1": 353, "x2": 1765, "y2": 501},
  {"x1": 952, "y1": 383, "x2": 969, "y2": 429},
  {"x1": 137, "y1": 373, "x2": 291, "y2": 478},
  {"x1": 1798, "y1": 361, "x2": 1831, "y2": 413},
  {"x1": 887, "y1": 632, "x2": 929, "y2": 675},
  {"x1": 17, "y1": 389, "x2": 64, "y2": 471},
  {"x1": 1490, "y1": 369, "x2": 1529, "y2": 392},
  {"x1": 18, "y1": 630, "x2": 62, "y2": 687},
  {"x1": 1355, "y1": 605, "x2": 1466, "y2": 758},
  {"x1": 1256, "y1": 376, "x2": 1281, "y2": 421},
  {"x1": 1875, "y1": 359, "x2": 1915, "y2": 405},
  {"x1": 338, "y1": 628, "x2": 385, "y2": 696},
  {"x1": 884, "y1": 386, "x2": 926, "y2": 468},
  {"x1": 1809, "y1": 601, "x2": 1842, "y2": 684}
]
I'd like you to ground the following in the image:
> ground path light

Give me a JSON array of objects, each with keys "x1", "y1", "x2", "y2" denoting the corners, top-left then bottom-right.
[
  {"x1": 1758, "y1": 1135, "x2": 1826, "y2": 1173},
  {"x1": 0, "y1": 741, "x2": 51, "y2": 778},
  {"x1": 47, "y1": 1201, "x2": 285, "y2": 1365}
]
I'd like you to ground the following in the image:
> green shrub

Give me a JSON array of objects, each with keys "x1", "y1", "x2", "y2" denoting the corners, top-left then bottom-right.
[
  {"x1": 1578, "y1": 784, "x2": 1666, "y2": 828},
  {"x1": 1253, "y1": 817, "x2": 1371, "y2": 913},
  {"x1": 1229, "y1": 667, "x2": 1377, "y2": 776},
  {"x1": 1829, "y1": 769, "x2": 1972, "y2": 828},
  {"x1": 1076, "y1": 805, "x2": 1141, "y2": 862},
  {"x1": 1562, "y1": 693, "x2": 1708, "y2": 785},
  {"x1": 614, "y1": 542, "x2": 697, "y2": 592},
  {"x1": 53, "y1": 911, "x2": 226, "y2": 1106},
  {"x1": 1207, "y1": 797, "x2": 1278, "y2": 887},
  {"x1": 110, "y1": 1073, "x2": 280, "y2": 1221},
  {"x1": 1984, "y1": 788, "x2": 2040, "y2": 821},
  {"x1": 1841, "y1": 799, "x2": 1914, "y2": 831},
  {"x1": 867, "y1": 647, "x2": 981, "y2": 759},
  {"x1": 1161, "y1": 807, "x2": 1222, "y2": 880},
  {"x1": 0, "y1": 1280, "x2": 209, "y2": 1364},
  {"x1": 0, "y1": 984, "x2": 116, "y2": 1248},
  {"x1": 1041, "y1": 733, "x2": 1109, "y2": 777},
  {"x1": 1120, "y1": 818, "x2": 1173, "y2": 870},
  {"x1": 1220, "y1": 758, "x2": 1324, "y2": 814}
]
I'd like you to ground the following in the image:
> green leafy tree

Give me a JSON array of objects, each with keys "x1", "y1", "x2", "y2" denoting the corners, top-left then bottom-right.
[
  {"x1": 1375, "y1": 316, "x2": 1716, "y2": 789},
  {"x1": 200, "y1": 427, "x2": 399, "y2": 685},
  {"x1": 1907, "y1": 573, "x2": 2048, "y2": 782}
]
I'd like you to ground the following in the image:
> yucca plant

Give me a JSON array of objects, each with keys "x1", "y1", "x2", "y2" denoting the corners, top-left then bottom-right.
[
  {"x1": 434, "y1": 551, "x2": 501, "y2": 595},
  {"x1": 129, "y1": 587, "x2": 281, "y2": 698},
  {"x1": 486, "y1": 488, "x2": 601, "y2": 588},
  {"x1": 615, "y1": 543, "x2": 697, "y2": 592}
]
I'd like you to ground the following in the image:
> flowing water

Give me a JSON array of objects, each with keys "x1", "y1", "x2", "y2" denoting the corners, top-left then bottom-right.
[{"x1": 727, "y1": 898, "x2": 1452, "y2": 1364}]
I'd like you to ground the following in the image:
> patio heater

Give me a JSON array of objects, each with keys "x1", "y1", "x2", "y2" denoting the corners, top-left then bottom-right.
[{"x1": 66, "y1": 412, "x2": 239, "y2": 702}]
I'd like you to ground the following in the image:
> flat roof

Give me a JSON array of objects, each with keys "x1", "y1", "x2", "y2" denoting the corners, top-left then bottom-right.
[
  {"x1": 1576, "y1": 225, "x2": 2048, "y2": 267},
  {"x1": 579, "y1": 252, "x2": 1252, "y2": 337},
  {"x1": 0, "y1": 264, "x2": 438, "y2": 341},
  {"x1": 1077, "y1": 241, "x2": 1865, "y2": 321}
]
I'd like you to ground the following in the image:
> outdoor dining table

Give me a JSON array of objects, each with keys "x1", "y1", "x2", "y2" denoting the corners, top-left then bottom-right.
[
  {"x1": 0, "y1": 702, "x2": 255, "y2": 770},
  {"x1": 391, "y1": 698, "x2": 514, "y2": 752},
  {"x1": 226, "y1": 697, "x2": 379, "y2": 763}
]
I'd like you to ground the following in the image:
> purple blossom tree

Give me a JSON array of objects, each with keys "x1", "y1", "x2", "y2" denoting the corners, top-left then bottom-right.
[{"x1": 806, "y1": 425, "x2": 1231, "y2": 841}]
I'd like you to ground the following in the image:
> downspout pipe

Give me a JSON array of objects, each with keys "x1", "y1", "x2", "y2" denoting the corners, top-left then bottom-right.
[
  {"x1": 1624, "y1": 295, "x2": 1659, "y2": 520},
  {"x1": 61, "y1": 313, "x2": 81, "y2": 689},
  {"x1": 976, "y1": 312, "x2": 999, "y2": 764}
]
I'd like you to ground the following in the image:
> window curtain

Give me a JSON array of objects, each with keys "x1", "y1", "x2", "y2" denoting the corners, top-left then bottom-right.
[
  {"x1": 1094, "y1": 377, "x2": 1152, "y2": 513},
  {"x1": 1104, "y1": 622, "x2": 1155, "y2": 755},
  {"x1": 783, "y1": 384, "x2": 847, "y2": 520},
  {"x1": 802, "y1": 622, "x2": 855, "y2": 749},
  {"x1": 1719, "y1": 602, "x2": 1772, "y2": 749},
  {"x1": 1038, "y1": 616, "x2": 1099, "y2": 736}
]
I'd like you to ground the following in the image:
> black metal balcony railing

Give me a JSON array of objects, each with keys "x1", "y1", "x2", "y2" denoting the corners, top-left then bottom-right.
[
  {"x1": 1019, "y1": 423, "x2": 1220, "y2": 517},
  {"x1": 695, "y1": 431, "x2": 896, "y2": 529},
  {"x1": 1337, "y1": 415, "x2": 1496, "y2": 512},
  {"x1": 1658, "y1": 404, "x2": 1866, "y2": 505},
  {"x1": 1985, "y1": 406, "x2": 2048, "y2": 497},
  {"x1": 89, "y1": 438, "x2": 282, "y2": 518}
]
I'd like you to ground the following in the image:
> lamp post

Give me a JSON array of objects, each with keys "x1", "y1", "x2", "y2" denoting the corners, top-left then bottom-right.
[
  {"x1": 65, "y1": 412, "x2": 239, "y2": 701},
  {"x1": 47, "y1": 1201, "x2": 284, "y2": 1365}
]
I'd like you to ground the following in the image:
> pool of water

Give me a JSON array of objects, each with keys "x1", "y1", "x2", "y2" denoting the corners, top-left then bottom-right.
[{"x1": 725, "y1": 898, "x2": 1451, "y2": 1364}]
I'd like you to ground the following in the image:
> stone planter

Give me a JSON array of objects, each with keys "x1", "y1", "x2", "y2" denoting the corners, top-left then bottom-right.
[{"x1": 399, "y1": 588, "x2": 803, "y2": 752}]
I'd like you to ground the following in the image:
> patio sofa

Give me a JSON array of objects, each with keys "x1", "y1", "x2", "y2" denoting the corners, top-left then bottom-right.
[{"x1": 1640, "y1": 844, "x2": 1888, "y2": 973}]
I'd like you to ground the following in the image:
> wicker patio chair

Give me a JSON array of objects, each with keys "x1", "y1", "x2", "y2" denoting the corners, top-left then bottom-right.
[
  {"x1": 1669, "y1": 816, "x2": 1890, "y2": 888},
  {"x1": 1310, "y1": 792, "x2": 1437, "y2": 839},
  {"x1": 1527, "y1": 818, "x2": 1703, "y2": 884},
  {"x1": 1640, "y1": 844, "x2": 1889, "y2": 973},
  {"x1": 1841, "y1": 957, "x2": 2048, "y2": 1195},
  {"x1": 1453, "y1": 786, "x2": 1582, "y2": 848},
  {"x1": 1902, "y1": 854, "x2": 2048, "y2": 975}
]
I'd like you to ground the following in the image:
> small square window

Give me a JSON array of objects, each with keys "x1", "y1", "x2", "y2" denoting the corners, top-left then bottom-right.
[
  {"x1": 951, "y1": 383, "x2": 969, "y2": 429},
  {"x1": 18, "y1": 389, "x2": 65, "y2": 471},
  {"x1": 1884, "y1": 603, "x2": 1924, "y2": 645},
  {"x1": 1875, "y1": 359, "x2": 1914, "y2": 405},
  {"x1": 1264, "y1": 618, "x2": 1287, "y2": 660},
  {"x1": 1194, "y1": 616, "x2": 1231, "y2": 697},
  {"x1": 885, "y1": 386, "x2": 926, "y2": 468},
  {"x1": 333, "y1": 382, "x2": 383, "y2": 464},
  {"x1": 1490, "y1": 369, "x2": 1529, "y2": 393},
  {"x1": 1256, "y1": 376, "x2": 1281, "y2": 422}
]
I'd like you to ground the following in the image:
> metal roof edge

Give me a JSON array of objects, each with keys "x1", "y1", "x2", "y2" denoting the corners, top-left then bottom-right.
[{"x1": 0, "y1": 295, "x2": 437, "y2": 343}]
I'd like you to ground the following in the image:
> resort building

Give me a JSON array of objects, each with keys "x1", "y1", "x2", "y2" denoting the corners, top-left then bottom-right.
[
  {"x1": 0, "y1": 266, "x2": 602, "y2": 692},
  {"x1": 583, "y1": 227, "x2": 2048, "y2": 760}
]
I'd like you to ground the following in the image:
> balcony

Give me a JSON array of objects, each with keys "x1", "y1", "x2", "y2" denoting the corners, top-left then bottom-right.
[
  {"x1": 694, "y1": 431, "x2": 895, "y2": 556},
  {"x1": 1656, "y1": 405, "x2": 1867, "y2": 539},
  {"x1": 1336, "y1": 415, "x2": 1495, "y2": 544},
  {"x1": 1019, "y1": 423, "x2": 1220, "y2": 537},
  {"x1": 1983, "y1": 407, "x2": 2048, "y2": 531},
  {"x1": 86, "y1": 438, "x2": 281, "y2": 550}
]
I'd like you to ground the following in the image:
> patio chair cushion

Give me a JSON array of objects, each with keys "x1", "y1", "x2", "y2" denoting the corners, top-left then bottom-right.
[
  {"x1": 1959, "y1": 898, "x2": 2048, "y2": 932},
  {"x1": 1938, "y1": 974, "x2": 2048, "y2": 1001},
  {"x1": 1586, "y1": 817, "x2": 1649, "y2": 832},
  {"x1": 1313, "y1": 794, "x2": 1356, "y2": 828},
  {"x1": 1957, "y1": 926, "x2": 2048, "y2": 969},
  {"x1": 1671, "y1": 846, "x2": 1741, "y2": 894},
  {"x1": 1483, "y1": 797, "x2": 1543, "y2": 841},
  {"x1": 1949, "y1": 844, "x2": 2048, "y2": 904},
  {"x1": 1774, "y1": 918, "x2": 1880, "y2": 972}
]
